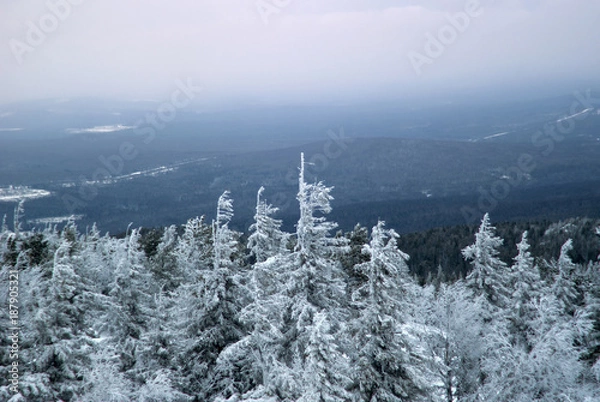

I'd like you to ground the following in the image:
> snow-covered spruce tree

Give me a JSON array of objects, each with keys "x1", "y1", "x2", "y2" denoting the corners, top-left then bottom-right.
[
  {"x1": 1, "y1": 215, "x2": 12, "y2": 261},
  {"x1": 341, "y1": 224, "x2": 370, "y2": 290},
  {"x1": 507, "y1": 231, "x2": 541, "y2": 345},
  {"x1": 581, "y1": 255, "x2": 600, "y2": 378},
  {"x1": 227, "y1": 155, "x2": 350, "y2": 401},
  {"x1": 223, "y1": 187, "x2": 293, "y2": 400},
  {"x1": 420, "y1": 280, "x2": 485, "y2": 402},
  {"x1": 20, "y1": 234, "x2": 93, "y2": 401},
  {"x1": 99, "y1": 229, "x2": 155, "y2": 383},
  {"x1": 481, "y1": 292, "x2": 595, "y2": 401},
  {"x1": 298, "y1": 312, "x2": 352, "y2": 402},
  {"x1": 247, "y1": 186, "x2": 287, "y2": 263},
  {"x1": 136, "y1": 290, "x2": 184, "y2": 395},
  {"x1": 292, "y1": 153, "x2": 348, "y2": 314},
  {"x1": 212, "y1": 187, "x2": 294, "y2": 400},
  {"x1": 462, "y1": 213, "x2": 510, "y2": 310},
  {"x1": 79, "y1": 343, "x2": 135, "y2": 402},
  {"x1": 172, "y1": 191, "x2": 246, "y2": 400},
  {"x1": 174, "y1": 216, "x2": 213, "y2": 281},
  {"x1": 229, "y1": 241, "x2": 296, "y2": 401},
  {"x1": 0, "y1": 225, "x2": 59, "y2": 400},
  {"x1": 552, "y1": 239, "x2": 580, "y2": 315},
  {"x1": 213, "y1": 191, "x2": 243, "y2": 271},
  {"x1": 13, "y1": 200, "x2": 25, "y2": 238},
  {"x1": 150, "y1": 225, "x2": 182, "y2": 291},
  {"x1": 295, "y1": 154, "x2": 347, "y2": 261},
  {"x1": 478, "y1": 235, "x2": 597, "y2": 401},
  {"x1": 0, "y1": 217, "x2": 15, "y2": 395},
  {"x1": 76, "y1": 224, "x2": 116, "y2": 305},
  {"x1": 350, "y1": 220, "x2": 427, "y2": 402},
  {"x1": 1, "y1": 214, "x2": 8, "y2": 234},
  {"x1": 271, "y1": 154, "x2": 350, "y2": 397}
]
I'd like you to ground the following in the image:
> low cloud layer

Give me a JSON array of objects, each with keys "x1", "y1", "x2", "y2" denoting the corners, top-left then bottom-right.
[{"x1": 1, "y1": 0, "x2": 599, "y2": 105}]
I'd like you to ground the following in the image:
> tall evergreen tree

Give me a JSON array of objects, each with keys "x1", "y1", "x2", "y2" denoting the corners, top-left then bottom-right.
[
  {"x1": 481, "y1": 292, "x2": 594, "y2": 401},
  {"x1": 151, "y1": 225, "x2": 182, "y2": 291},
  {"x1": 552, "y1": 239, "x2": 580, "y2": 315},
  {"x1": 351, "y1": 221, "x2": 427, "y2": 401},
  {"x1": 247, "y1": 186, "x2": 287, "y2": 263},
  {"x1": 99, "y1": 229, "x2": 154, "y2": 383},
  {"x1": 23, "y1": 235, "x2": 93, "y2": 401},
  {"x1": 173, "y1": 191, "x2": 245, "y2": 400},
  {"x1": 421, "y1": 281, "x2": 485, "y2": 402},
  {"x1": 507, "y1": 231, "x2": 541, "y2": 345},
  {"x1": 175, "y1": 216, "x2": 213, "y2": 279},
  {"x1": 462, "y1": 213, "x2": 509, "y2": 309},
  {"x1": 298, "y1": 312, "x2": 351, "y2": 402},
  {"x1": 232, "y1": 155, "x2": 350, "y2": 400}
]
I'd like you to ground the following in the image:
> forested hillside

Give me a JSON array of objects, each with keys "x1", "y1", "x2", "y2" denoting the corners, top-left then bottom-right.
[{"x1": 1, "y1": 154, "x2": 600, "y2": 401}]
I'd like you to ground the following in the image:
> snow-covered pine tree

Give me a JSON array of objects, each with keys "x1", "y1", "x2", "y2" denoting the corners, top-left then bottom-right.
[
  {"x1": 295, "y1": 153, "x2": 346, "y2": 261},
  {"x1": 13, "y1": 200, "x2": 25, "y2": 238},
  {"x1": 136, "y1": 369, "x2": 191, "y2": 402},
  {"x1": 351, "y1": 221, "x2": 427, "y2": 401},
  {"x1": 233, "y1": 242, "x2": 298, "y2": 400},
  {"x1": 213, "y1": 191, "x2": 239, "y2": 271},
  {"x1": 173, "y1": 191, "x2": 246, "y2": 400},
  {"x1": 0, "y1": 215, "x2": 10, "y2": 260},
  {"x1": 552, "y1": 239, "x2": 580, "y2": 315},
  {"x1": 420, "y1": 280, "x2": 485, "y2": 402},
  {"x1": 23, "y1": 234, "x2": 93, "y2": 401},
  {"x1": 79, "y1": 343, "x2": 134, "y2": 402},
  {"x1": 174, "y1": 216, "x2": 213, "y2": 282},
  {"x1": 247, "y1": 186, "x2": 287, "y2": 263},
  {"x1": 291, "y1": 153, "x2": 348, "y2": 311},
  {"x1": 298, "y1": 312, "x2": 352, "y2": 402},
  {"x1": 150, "y1": 225, "x2": 182, "y2": 291},
  {"x1": 340, "y1": 224, "x2": 370, "y2": 292},
  {"x1": 77, "y1": 224, "x2": 113, "y2": 299},
  {"x1": 225, "y1": 187, "x2": 295, "y2": 400},
  {"x1": 97, "y1": 229, "x2": 188, "y2": 399},
  {"x1": 137, "y1": 290, "x2": 182, "y2": 393},
  {"x1": 479, "y1": 234, "x2": 597, "y2": 401},
  {"x1": 582, "y1": 256, "x2": 600, "y2": 379},
  {"x1": 481, "y1": 292, "x2": 595, "y2": 401},
  {"x1": 99, "y1": 229, "x2": 154, "y2": 382},
  {"x1": 462, "y1": 213, "x2": 510, "y2": 310},
  {"x1": 272, "y1": 154, "x2": 350, "y2": 397},
  {"x1": 232, "y1": 155, "x2": 351, "y2": 400},
  {"x1": 1, "y1": 214, "x2": 7, "y2": 234},
  {"x1": 507, "y1": 231, "x2": 541, "y2": 345}
]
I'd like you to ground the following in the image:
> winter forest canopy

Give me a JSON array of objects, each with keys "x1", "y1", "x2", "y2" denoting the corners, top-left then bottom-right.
[{"x1": 1, "y1": 153, "x2": 600, "y2": 401}]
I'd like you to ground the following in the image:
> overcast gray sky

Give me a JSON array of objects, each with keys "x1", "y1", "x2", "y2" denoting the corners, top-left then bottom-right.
[{"x1": 1, "y1": 0, "x2": 599, "y2": 105}]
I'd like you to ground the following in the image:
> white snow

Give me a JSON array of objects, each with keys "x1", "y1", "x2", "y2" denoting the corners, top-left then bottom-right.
[
  {"x1": 556, "y1": 108, "x2": 593, "y2": 123},
  {"x1": 483, "y1": 131, "x2": 510, "y2": 140},
  {"x1": 76, "y1": 165, "x2": 178, "y2": 186},
  {"x1": 28, "y1": 215, "x2": 84, "y2": 225},
  {"x1": 66, "y1": 124, "x2": 135, "y2": 134},
  {"x1": 0, "y1": 186, "x2": 52, "y2": 202},
  {"x1": 60, "y1": 158, "x2": 209, "y2": 188}
]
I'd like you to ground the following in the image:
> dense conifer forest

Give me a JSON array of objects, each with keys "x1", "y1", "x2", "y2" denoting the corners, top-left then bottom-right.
[{"x1": 2, "y1": 154, "x2": 600, "y2": 401}]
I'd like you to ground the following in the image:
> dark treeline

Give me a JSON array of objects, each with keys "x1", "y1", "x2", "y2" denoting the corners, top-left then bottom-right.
[{"x1": 396, "y1": 217, "x2": 600, "y2": 282}]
